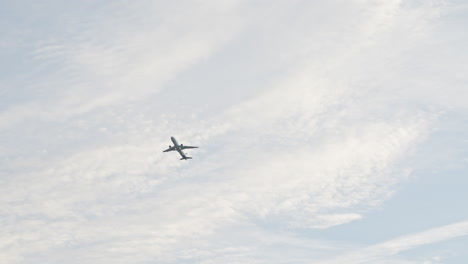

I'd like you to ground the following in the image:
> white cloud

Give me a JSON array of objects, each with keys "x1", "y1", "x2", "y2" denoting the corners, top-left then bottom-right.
[
  {"x1": 0, "y1": 0, "x2": 246, "y2": 129},
  {"x1": 1, "y1": 0, "x2": 467, "y2": 263},
  {"x1": 320, "y1": 220, "x2": 468, "y2": 264}
]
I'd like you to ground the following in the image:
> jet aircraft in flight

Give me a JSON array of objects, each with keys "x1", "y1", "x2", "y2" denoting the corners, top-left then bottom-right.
[{"x1": 163, "y1": 136, "x2": 198, "y2": 160}]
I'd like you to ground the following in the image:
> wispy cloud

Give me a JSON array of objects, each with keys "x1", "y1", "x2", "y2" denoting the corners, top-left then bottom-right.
[
  {"x1": 1, "y1": 0, "x2": 467, "y2": 263},
  {"x1": 0, "y1": 1, "x2": 246, "y2": 129},
  {"x1": 319, "y1": 220, "x2": 468, "y2": 264}
]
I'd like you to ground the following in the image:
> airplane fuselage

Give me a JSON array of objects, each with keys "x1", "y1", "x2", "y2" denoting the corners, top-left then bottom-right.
[{"x1": 171, "y1": 137, "x2": 188, "y2": 159}]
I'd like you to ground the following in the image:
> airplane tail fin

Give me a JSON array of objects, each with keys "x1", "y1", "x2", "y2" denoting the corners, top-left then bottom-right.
[{"x1": 180, "y1": 157, "x2": 192, "y2": 160}]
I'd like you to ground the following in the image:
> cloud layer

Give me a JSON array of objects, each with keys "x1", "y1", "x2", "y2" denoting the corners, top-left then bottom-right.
[{"x1": 1, "y1": 0, "x2": 467, "y2": 263}]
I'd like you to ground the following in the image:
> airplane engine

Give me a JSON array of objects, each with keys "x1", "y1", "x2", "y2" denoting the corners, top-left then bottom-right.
[
  {"x1": 181, "y1": 144, "x2": 184, "y2": 147},
  {"x1": 169, "y1": 145, "x2": 171, "y2": 148}
]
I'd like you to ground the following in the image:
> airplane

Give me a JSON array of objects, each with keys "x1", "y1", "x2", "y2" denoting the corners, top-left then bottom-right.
[{"x1": 163, "y1": 136, "x2": 198, "y2": 160}]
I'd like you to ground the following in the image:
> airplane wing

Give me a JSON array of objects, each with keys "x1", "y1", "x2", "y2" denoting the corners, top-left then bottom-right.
[
  {"x1": 180, "y1": 146, "x2": 198, "y2": 150},
  {"x1": 163, "y1": 146, "x2": 176, "y2": 152}
]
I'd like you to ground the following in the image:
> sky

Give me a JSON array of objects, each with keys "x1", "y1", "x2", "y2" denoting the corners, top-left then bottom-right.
[{"x1": 1, "y1": 0, "x2": 468, "y2": 263}]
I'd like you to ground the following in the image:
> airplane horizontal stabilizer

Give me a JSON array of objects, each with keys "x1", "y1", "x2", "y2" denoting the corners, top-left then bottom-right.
[{"x1": 180, "y1": 157, "x2": 192, "y2": 160}]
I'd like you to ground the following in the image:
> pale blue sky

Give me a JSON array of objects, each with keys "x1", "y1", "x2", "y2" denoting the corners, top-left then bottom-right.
[{"x1": 1, "y1": 1, "x2": 468, "y2": 263}]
